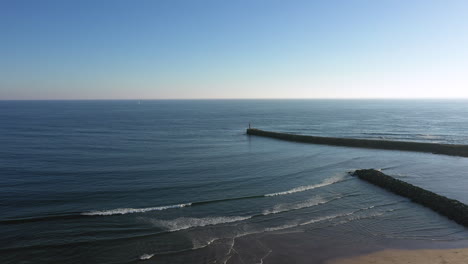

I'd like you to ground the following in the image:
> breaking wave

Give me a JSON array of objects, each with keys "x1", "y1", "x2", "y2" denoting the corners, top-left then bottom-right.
[
  {"x1": 262, "y1": 196, "x2": 339, "y2": 215},
  {"x1": 150, "y1": 216, "x2": 252, "y2": 232},
  {"x1": 79, "y1": 175, "x2": 347, "y2": 217},
  {"x1": 138, "y1": 204, "x2": 384, "y2": 259},
  {"x1": 139, "y1": 254, "x2": 154, "y2": 260},
  {"x1": 148, "y1": 195, "x2": 343, "y2": 233},
  {"x1": 82, "y1": 203, "x2": 192, "y2": 216},
  {"x1": 3, "y1": 175, "x2": 348, "y2": 223},
  {"x1": 265, "y1": 175, "x2": 346, "y2": 197},
  {"x1": 265, "y1": 205, "x2": 379, "y2": 232}
]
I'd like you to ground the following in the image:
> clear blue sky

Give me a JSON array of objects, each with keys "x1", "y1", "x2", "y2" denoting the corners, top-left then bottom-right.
[{"x1": 1, "y1": 0, "x2": 468, "y2": 99}]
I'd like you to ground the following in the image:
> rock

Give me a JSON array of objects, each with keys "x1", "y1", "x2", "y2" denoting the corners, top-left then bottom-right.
[{"x1": 353, "y1": 169, "x2": 468, "y2": 228}]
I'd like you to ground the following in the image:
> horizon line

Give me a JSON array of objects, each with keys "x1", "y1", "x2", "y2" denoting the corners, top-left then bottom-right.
[{"x1": 2, "y1": 97, "x2": 468, "y2": 101}]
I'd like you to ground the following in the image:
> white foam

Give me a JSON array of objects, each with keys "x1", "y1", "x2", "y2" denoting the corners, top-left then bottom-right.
[
  {"x1": 82, "y1": 175, "x2": 347, "y2": 216},
  {"x1": 191, "y1": 237, "x2": 219, "y2": 250},
  {"x1": 139, "y1": 253, "x2": 154, "y2": 260},
  {"x1": 418, "y1": 134, "x2": 441, "y2": 140},
  {"x1": 264, "y1": 175, "x2": 346, "y2": 197},
  {"x1": 264, "y1": 206, "x2": 376, "y2": 233},
  {"x1": 258, "y1": 249, "x2": 272, "y2": 264},
  {"x1": 264, "y1": 223, "x2": 299, "y2": 232},
  {"x1": 262, "y1": 196, "x2": 335, "y2": 215},
  {"x1": 300, "y1": 212, "x2": 353, "y2": 226},
  {"x1": 334, "y1": 210, "x2": 387, "y2": 226},
  {"x1": 151, "y1": 216, "x2": 252, "y2": 232},
  {"x1": 262, "y1": 213, "x2": 348, "y2": 233},
  {"x1": 142, "y1": 195, "x2": 342, "y2": 233},
  {"x1": 82, "y1": 203, "x2": 192, "y2": 216}
]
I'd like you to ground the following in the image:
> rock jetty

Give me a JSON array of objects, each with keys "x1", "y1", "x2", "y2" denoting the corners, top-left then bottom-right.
[
  {"x1": 353, "y1": 169, "x2": 468, "y2": 228},
  {"x1": 246, "y1": 128, "x2": 468, "y2": 158}
]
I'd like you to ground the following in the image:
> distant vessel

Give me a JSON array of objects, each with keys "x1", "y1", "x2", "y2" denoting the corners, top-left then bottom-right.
[{"x1": 138, "y1": 100, "x2": 141, "y2": 105}]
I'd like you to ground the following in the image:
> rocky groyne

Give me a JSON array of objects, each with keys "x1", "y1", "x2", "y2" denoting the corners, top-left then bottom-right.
[
  {"x1": 246, "y1": 128, "x2": 468, "y2": 157},
  {"x1": 353, "y1": 169, "x2": 468, "y2": 228}
]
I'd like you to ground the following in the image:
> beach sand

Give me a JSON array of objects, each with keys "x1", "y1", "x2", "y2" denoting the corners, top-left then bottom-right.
[{"x1": 326, "y1": 248, "x2": 468, "y2": 264}]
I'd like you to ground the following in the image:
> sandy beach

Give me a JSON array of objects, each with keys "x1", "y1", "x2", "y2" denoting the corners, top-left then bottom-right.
[{"x1": 327, "y1": 248, "x2": 468, "y2": 264}]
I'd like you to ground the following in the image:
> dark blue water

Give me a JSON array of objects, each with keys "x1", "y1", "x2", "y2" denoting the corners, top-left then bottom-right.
[{"x1": 1, "y1": 100, "x2": 468, "y2": 264}]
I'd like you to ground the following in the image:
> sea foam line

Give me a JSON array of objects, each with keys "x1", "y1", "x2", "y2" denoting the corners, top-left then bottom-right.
[
  {"x1": 139, "y1": 254, "x2": 154, "y2": 260},
  {"x1": 262, "y1": 196, "x2": 339, "y2": 215},
  {"x1": 150, "y1": 216, "x2": 252, "y2": 232},
  {"x1": 139, "y1": 203, "x2": 375, "y2": 260},
  {"x1": 150, "y1": 195, "x2": 342, "y2": 233},
  {"x1": 82, "y1": 203, "x2": 192, "y2": 216},
  {"x1": 264, "y1": 174, "x2": 346, "y2": 197},
  {"x1": 82, "y1": 175, "x2": 347, "y2": 216},
  {"x1": 264, "y1": 205, "x2": 378, "y2": 233}
]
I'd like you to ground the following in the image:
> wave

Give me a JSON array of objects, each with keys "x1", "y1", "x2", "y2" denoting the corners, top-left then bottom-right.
[
  {"x1": 150, "y1": 216, "x2": 252, "y2": 232},
  {"x1": 139, "y1": 254, "x2": 154, "y2": 260},
  {"x1": 362, "y1": 132, "x2": 415, "y2": 136},
  {"x1": 149, "y1": 195, "x2": 344, "y2": 233},
  {"x1": 262, "y1": 196, "x2": 339, "y2": 215},
  {"x1": 300, "y1": 212, "x2": 355, "y2": 226},
  {"x1": 139, "y1": 204, "x2": 383, "y2": 259},
  {"x1": 79, "y1": 196, "x2": 265, "y2": 217},
  {"x1": 0, "y1": 213, "x2": 87, "y2": 225},
  {"x1": 417, "y1": 134, "x2": 442, "y2": 140},
  {"x1": 264, "y1": 175, "x2": 345, "y2": 197},
  {"x1": 80, "y1": 175, "x2": 346, "y2": 217},
  {"x1": 138, "y1": 237, "x2": 220, "y2": 262},
  {"x1": 264, "y1": 205, "x2": 378, "y2": 233},
  {"x1": 192, "y1": 237, "x2": 218, "y2": 250},
  {"x1": 82, "y1": 203, "x2": 192, "y2": 216},
  {"x1": 119, "y1": 198, "x2": 345, "y2": 262},
  {"x1": 263, "y1": 213, "x2": 344, "y2": 231},
  {"x1": 3, "y1": 175, "x2": 348, "y2": 224}
]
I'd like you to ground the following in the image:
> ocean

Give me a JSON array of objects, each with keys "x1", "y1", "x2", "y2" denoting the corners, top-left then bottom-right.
[{"x1": 1, "y1": 99, "x2": 468, "y2": 264}]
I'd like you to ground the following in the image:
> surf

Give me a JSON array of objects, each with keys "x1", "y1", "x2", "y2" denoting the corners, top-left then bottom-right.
[
  {"x1": 1, "y1": 175, "x2": 348, "y2": 224},
  {"x1": 82, "y1": 203, "x2": 192, "y2": 216},
  {"x1": 264, "y1": 174, "x2": 346, "y2": 197},
  {"x1": 78, "y1": 175, "x2": 347, "y2": 217}
]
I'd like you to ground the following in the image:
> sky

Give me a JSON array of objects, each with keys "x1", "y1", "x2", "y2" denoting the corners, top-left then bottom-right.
[{"x1": 1, "y1": 0, "x2": 468, "y2": 100}]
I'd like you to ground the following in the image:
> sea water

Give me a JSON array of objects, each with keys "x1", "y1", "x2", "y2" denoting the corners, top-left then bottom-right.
[{"x1": 1, "y1": 99, "x2": 468, "y2": 264}]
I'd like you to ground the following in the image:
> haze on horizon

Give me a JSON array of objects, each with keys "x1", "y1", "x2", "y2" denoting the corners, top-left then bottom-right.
[{"x1": 1, "y1": 0, "x2": 468, "y2": 100}]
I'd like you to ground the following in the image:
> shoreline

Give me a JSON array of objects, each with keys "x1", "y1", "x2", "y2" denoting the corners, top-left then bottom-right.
[
  {"x1": 326, "y1": 247, "x2": 468, "y2": 264},
  {"x1": 245, "y1": 228, "x2": 468, "y2": 264}
]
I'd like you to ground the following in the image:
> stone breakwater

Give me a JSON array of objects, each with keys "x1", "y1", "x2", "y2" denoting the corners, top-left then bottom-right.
[
  {"x1": 352, "y1": 169, "x2": 468, "y2": 228},
  {"x1": 246, "y1": 128, "x2": 468, "y2": 157}
]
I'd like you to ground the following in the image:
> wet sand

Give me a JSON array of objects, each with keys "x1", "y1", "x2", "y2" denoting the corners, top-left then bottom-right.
[{"x1": 326, "y1": 248, "x2": 468, "y2": 264}]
